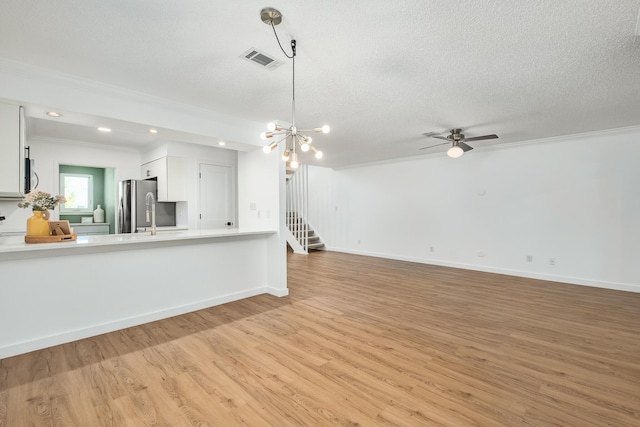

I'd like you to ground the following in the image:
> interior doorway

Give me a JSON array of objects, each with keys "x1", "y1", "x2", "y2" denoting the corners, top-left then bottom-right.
[{"x1": 198, "y1": 163, "x2": 236, "y2": 229}]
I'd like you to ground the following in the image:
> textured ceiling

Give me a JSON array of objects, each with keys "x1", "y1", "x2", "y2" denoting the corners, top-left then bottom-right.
[{"x1": 1, "y1": 0, "x2": 639, "y2": 167}]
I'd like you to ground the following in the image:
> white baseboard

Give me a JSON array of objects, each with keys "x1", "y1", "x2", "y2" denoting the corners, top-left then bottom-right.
[
  {"x1": 267, "y1": 287, "x2": 290, "y2": 297},
  {"x1": 0, "y1": 287, "x2": 269, "y2": 360},
  {"x1": 328, "y1": 247, "x2": 640, "y2": 294}
]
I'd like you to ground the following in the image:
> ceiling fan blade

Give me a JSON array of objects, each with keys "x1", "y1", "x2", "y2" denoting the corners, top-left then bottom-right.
[
  {"x1": 459, "y1": 141, "x2": 473, "y2": 152},
  {"x1": 419, "y1": 142, "x2": 448, "y2": 150},
  {"x1": 462, "y1": 134, "x2": 498, "y2": 142},
  {"x1": 421, "y1": 132, "x2": 450, "y2": 141}
]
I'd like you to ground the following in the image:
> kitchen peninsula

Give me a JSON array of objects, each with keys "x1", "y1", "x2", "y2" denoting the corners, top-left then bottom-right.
[{"x1": 0, "y1": 228, "x2": 285, "y2": 359}]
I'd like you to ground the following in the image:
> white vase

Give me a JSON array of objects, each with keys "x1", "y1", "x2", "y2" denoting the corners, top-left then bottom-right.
[{"x1": 93, "y1": 204, "x2": 105, "y2": 223}]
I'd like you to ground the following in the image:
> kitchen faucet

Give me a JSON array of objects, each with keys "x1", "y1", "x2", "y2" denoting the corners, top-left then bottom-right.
[{"x1": 145, "y1": 191, "x2": 157, "y2": 236}]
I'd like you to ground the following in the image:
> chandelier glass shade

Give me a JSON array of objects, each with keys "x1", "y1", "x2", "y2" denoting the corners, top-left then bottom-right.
[{"x1": 260, "y1": 9, "x2": 329, "y2": 169}]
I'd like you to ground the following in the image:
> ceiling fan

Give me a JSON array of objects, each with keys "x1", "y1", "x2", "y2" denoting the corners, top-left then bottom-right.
[{"x1": 419, "y1": 128, "x2": 498, "y2": 158}]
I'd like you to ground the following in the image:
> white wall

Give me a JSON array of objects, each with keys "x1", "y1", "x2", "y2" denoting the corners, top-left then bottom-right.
[
  {"x1": 0, "y1": 137, "x2": 141, "y2": 233},
  {"x1": 238, "y1": 147, "x2": 287, "y2": 292},
  {"x1": 238, "y1": 148, "x2": 283, "y2": 231},
  {"x1": 0, "y1": 232, "x2": 278, "y2": 359},
  {"x1": 308, "y1": 126, "x2": 640, "y2": 293}
]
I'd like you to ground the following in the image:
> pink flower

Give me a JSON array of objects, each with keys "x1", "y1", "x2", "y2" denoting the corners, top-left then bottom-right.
[{"x1": 17, "y1": 190, "x2": 66, "y2": 211}]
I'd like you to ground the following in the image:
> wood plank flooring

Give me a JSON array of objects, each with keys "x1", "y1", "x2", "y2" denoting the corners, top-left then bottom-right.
[{"x1": 1, "y1": 250, "x2": 640, "y2": 426}]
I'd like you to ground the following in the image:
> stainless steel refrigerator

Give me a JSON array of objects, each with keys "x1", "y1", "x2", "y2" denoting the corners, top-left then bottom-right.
[{"x1": 117, "y1": 179, "x2": 176, "y2": 233}]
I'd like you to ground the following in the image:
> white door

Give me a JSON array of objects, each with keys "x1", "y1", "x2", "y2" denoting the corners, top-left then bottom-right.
[{"x1": 199, "y1": 164, "x2": 235, "y2": 229}]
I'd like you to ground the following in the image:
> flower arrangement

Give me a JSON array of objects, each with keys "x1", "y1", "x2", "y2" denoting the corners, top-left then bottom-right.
[{"x1": 17, "y1": 190, "x2": 67, "y2": 211}]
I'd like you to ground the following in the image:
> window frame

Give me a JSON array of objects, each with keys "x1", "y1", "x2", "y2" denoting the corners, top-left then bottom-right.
[{"x1": 59, "y1": 173, "x2": 94, "y2": 214}]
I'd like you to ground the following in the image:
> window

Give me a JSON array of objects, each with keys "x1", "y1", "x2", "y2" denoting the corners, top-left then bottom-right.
[{"x1": 59, "y1": 173, "x2": 94, "y2": 213}]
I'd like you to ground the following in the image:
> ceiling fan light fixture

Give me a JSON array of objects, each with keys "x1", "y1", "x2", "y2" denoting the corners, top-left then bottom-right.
[
  {"x1": 447, "y1": 145, "x2": 464, "y2": 158},
  {"x1": 420, "y1": 129, "x2": 498, "y2": 157}
]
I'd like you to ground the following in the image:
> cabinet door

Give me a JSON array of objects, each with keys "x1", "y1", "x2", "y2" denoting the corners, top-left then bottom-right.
[
  {"x1": 0, "y1": 103, "x2": 24, "y2": 198},
  {"x1": 141, "y1": 158, "x2": 168, "y2": 200},
  {"x1": 166, "y1": 157, "x2": 187, "y2": 201},
  {"x1": 140, "y1": 157, "x2": 186, "y2": 202},
  {"x1": 141, "y1": 158, "x2": 164, "y2": 180},
  {"x1": 74, "y1": 224, "x2": 109, "y2": 235}
]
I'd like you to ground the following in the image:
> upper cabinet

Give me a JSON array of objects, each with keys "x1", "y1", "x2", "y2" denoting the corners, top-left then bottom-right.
[
  {"x1": 141, "y1": 156, "x2": 187, "y2": 201},
  {"x1": 0, "y1": 102, "x2": 25, "y2": 199}
]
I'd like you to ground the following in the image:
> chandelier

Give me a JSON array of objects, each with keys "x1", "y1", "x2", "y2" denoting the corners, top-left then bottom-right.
[{"x1": 260, "y1": 7, "x2": 330, "y2": 169}]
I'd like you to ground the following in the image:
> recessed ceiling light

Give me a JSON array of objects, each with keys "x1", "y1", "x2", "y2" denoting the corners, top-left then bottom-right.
[
  {"x1": 218, "y1": 141, "x2": 226, "y2": 146},
  {"x1": 97, "y1": 127, "x2": 112, "y2": 133},
  {"x1": 46, "y1": 111, "x2": 62, "y2": 117},
  {"x1": 149, "y1": 129, "x2": 159, "y2": 134}
]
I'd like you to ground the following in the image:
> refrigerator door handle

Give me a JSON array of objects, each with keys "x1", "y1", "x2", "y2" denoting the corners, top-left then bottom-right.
[{"x1": 117, "y1": 198, "x2": 124, "y2": 233}]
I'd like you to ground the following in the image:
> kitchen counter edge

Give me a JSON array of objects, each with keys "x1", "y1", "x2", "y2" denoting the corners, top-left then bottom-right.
[{"x1": 0, "y1": 228, "x2": 277, "y2": 256}]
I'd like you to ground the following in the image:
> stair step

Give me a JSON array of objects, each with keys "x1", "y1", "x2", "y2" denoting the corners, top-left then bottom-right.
[{"x1": 285, "y1": 211, "x2": 324, "y2": 251}]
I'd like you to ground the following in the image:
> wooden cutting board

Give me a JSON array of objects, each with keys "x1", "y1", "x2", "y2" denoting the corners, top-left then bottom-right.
[{"x1": 24, "y1": 233, "x2": 78, "y2": 244}]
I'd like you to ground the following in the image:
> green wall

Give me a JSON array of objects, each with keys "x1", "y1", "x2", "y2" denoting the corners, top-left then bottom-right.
[{"x1": 58, "y1": 165, "x2": 115, "y2": 233}]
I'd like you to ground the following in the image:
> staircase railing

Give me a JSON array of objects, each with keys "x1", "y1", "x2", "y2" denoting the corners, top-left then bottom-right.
[{"x1": 286, "y1": 164, "x2": 309, "y2": 254}]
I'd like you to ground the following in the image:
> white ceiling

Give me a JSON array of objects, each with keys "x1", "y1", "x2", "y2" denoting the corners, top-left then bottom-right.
[{"x1": 1, "y1": 0, "x2": 639, "y2": 168}]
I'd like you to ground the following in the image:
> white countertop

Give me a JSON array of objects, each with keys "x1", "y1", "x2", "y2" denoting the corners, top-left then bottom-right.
[{"x1": 0, "y1": 228, "x2": 277, "y2": 255}]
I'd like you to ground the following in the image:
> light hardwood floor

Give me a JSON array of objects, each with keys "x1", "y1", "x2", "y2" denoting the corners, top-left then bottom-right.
[{"x1": 1, "y1": 251, "x2": 640, "y2": 426}]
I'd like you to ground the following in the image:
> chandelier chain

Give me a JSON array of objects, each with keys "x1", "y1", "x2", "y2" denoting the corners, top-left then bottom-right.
[{"x1": 269, "y1": 20, "x2": 295, "y2": 59}]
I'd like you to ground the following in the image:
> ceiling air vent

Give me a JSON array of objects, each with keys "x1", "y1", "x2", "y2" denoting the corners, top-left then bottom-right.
[{"x1": 241, "y1": 48, "x2": 283, "y2": 70}]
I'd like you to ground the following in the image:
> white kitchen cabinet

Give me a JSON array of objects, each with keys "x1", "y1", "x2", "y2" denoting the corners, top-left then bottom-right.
[
  {"x1": 72, "y1": 223, "x2": 110, "y2": 235},
  {"x1": 0, "y1": 102, "x2": 25, "y2": 199},
  {"x1": 141, "y1": 156, "x2": 187, "y2": 201}
]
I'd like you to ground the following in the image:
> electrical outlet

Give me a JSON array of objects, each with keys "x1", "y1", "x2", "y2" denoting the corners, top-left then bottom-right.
[
  {"x1": 549, "y1": 258, "x2": 555, "y2": 266},
  {"x1": 430, "y1": 246, "x2": 434, "y2": 252},
  {"x1": 526, "y1": 255, "x2": 533, "y2": 262}
]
